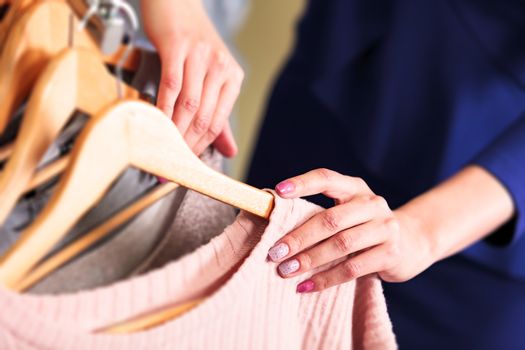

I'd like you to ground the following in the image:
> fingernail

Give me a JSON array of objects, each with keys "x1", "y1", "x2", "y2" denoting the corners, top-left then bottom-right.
[
  {"x1": 278, "y1": 259, "x2": 300, "y2": 276},
  {"x1": 276, "y1": 181, "x2": 295, "y2": 195},
  {"x1": 268, "y1": 242, "x2": 290, "y2": 262},
  {"x1": 296, "y1": 280, "x2": 315, "y2": 293},
  {"x1": 157, "y1": 176, "x2": 168, "y2": 184}
]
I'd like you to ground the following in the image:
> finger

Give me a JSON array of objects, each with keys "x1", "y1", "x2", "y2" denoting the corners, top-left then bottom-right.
[
  {"x1": 194, "y1": 75, "x2": 241, "y2": 156},
  {"x1": 268, "y1": 195, "x2": 389, "y2": 262},
  {"x1": 156, "y1": 43, "x2": 187, "y2": 117},
  {"x1": 211, "y1": 122, "x2": 238, "y2": 157},
  {"x1": 277, "y1": 218, "x2": 394, "y2": 278},
  {"x1": 296, "y1": 245, "x2": 390, "y2": 293},
  {"x1": 172, "y1": 43, "x2": 210, "y2": 136},
  {"x1": 185, "y1": 52, "x2": 229, "y2": 151},
  {"x1": 275, "y1": 168, "x2": 370, "y2": 201}
]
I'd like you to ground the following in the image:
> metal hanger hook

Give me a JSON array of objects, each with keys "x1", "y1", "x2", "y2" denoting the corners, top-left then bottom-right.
[
  {"x1": 73, "y1": 0, "x2": 140, "y2": 99},
  {"x1": 109, "y1": 0, "x2": 140, "y2": 98},
  {"x1": 78, "y1": 0, "x2": 101, "y2": 32}
]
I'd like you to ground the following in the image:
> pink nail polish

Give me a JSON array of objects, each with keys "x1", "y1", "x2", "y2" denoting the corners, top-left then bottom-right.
[
  {"x1": 268, "y1": 242, "x2": 290, "y2": 262},
  {"x1": 296, "y1": 280, "x2": 315, "y2": 293},
  {"x1": 278, "y1": 259, "x2": 300, "y2": 276},
  {"x1": 276, "y1": 181, "x2": 295, "y2": 195}
]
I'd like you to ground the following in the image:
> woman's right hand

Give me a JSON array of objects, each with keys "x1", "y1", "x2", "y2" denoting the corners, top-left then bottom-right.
[{"x1": 141, "y1": 0, "x2": 244, "y2": 157}]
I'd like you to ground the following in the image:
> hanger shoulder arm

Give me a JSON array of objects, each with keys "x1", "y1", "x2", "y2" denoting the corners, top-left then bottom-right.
[
  {"x1": 0, "y1": 48, "x2": 136, "y2": 224},
  {"x1": 122, "y1": 101, "x2": 275, "y2": 219},
  {"x1": 0, "y1": 108, "x2": 130, "y2": 287}
]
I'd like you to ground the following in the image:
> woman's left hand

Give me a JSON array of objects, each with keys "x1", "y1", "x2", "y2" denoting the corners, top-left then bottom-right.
[{"x1": 267, "y1": 168, "x2": 434, "y2": 293}]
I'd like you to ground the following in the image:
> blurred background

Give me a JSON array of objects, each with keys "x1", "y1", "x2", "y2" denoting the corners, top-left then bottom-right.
[{"x1": 231, "y1": 0, "x2": 304, "y2": 180}]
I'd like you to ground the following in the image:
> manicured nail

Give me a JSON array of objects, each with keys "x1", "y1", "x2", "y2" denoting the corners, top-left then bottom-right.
[
  {"x1": 296, "y1": 280, "x2": 315, "y2": 293},
  {"x1": 276, "y1": 181, "x2": 295, "y2": 195},
  {"x1": 157, "y1": 176, "x2": 168, "y2": 184},
  {"x1": 268, "y1": 242, "x2": 290, "y2": 262},
  {"x1": 278, "y1": 259, "x2": 300, "y2": 276}
]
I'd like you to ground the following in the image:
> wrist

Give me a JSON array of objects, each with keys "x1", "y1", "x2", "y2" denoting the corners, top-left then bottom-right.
[
  {"x1": 393, "y1": 166, "x2": 515, "y2": 268},
  {"x1": 140, "y1": 0, "x2": 208, "y2": 40},
  {"x1": 394, "y1": 205, "x2": 441, "y2": 267}
]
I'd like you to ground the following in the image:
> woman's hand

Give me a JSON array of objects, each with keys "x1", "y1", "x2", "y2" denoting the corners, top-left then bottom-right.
[
  {"x1": 267, "y1": 168, "x2": 435, "y2": 293},
  {"x1": 268, "y1": 166, "x2": 515, "y2": 293},
  {"x1": 141, "y1": 0, "x2": 243, "y2": 157}
]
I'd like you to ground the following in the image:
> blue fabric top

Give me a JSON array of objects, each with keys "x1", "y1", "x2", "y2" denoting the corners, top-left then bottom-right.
[{"x1": 247, "y1": 0, "x2": 525, "y2": 347}]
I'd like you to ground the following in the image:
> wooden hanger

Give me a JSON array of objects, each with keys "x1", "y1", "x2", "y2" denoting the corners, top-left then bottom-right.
[
  {"x1": 17, "y1": 178, "x2": 211, "y2": 332},
  {"x1": 0, "y1": 0, "x2": 139, "y2": 134},
  {"x1": 14, "y1": 181, "x2": 180, "y2": 291},
  {"x1": 102, "y1": 298, "x2": 206, "y2": 334},
  {"x1": 0, "y1": 0, "x2": 31, "y2": 48},
  {"x1": 0, "y1": 100, "x2": 274, "y2": 287},
  {"x1": 0, "y1": 47, "x2": 139, "y2": 225},
  {"x1": 17, "y1": 188, "x2": 206, "y2": 331}
]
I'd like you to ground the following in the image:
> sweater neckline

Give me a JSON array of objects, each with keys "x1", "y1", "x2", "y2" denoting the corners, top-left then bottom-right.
[{"x1": 0, "y1": 192, "x2": 304, "y2": 347}]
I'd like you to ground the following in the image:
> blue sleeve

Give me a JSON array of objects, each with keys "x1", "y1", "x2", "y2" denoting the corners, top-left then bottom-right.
[{"x1": 472, "y1": 115, "x2": 525, "y2": 245}]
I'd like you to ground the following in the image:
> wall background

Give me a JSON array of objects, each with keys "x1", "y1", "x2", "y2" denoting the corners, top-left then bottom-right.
[{"x1": 232, "y1": 0, "x2": 305, "y2": 180}]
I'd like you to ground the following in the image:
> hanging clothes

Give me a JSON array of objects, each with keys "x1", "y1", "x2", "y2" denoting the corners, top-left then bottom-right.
[
  {"x1": 0, "y1": 48, "x2": 236, "y2": 293},
  {"x1": 29, "y1": 149, "x2": 236, "y2": 294},
  {"x1": 0, "y1": 193, "x2": 396, "y2": 350}
]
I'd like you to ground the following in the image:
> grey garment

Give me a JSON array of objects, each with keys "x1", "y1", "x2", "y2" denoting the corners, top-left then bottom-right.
[
  {"x1": 133, "y1": 149, "x2": 238, "y2": 274},
  {"x1": 29, "y1": 178, "x2": 187, "y2": 293},
  {"x1": 29, "y1": 149, "x2": 236, "y2": 294}
]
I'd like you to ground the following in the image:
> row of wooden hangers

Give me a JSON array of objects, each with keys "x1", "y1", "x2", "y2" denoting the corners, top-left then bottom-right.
[{"x1": 0, "y1": 0, "x2": 274, "y2": 333}]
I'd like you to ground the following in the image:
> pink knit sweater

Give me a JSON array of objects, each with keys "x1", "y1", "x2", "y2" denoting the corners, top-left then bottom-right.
[{"x1": 0, "y1": 194, "x2": 396, "y2": 349}]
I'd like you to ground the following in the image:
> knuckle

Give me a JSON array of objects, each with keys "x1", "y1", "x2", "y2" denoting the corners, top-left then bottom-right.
[
  {"x1": 291, "y1": 176, "x2": 305, "y2": 191},
  {"x1": 214, "y1": 106, "x2": 229, "y2": 119},
  {"x1": 364, "y1": 194, "x2": 375, "y2": 202},
  {"x1": 334, "y1": 232, "x2": 353, "y2": 253},
  {"x1": 192, "y1": 114, "x2": 210, "y2": 134},
  {"x1": 320, "y1": 209, "x2": 341, "y2": 232},
  {"x1": 158, "y1": 103, "x2": 174, "y2": 116},
  {"x1": 161, "y1": 75, "x2": 181, "y2": 92},
  {"x1": 382, "y1": 242, "x2": 401, "y2": 265},
  {"x1": 356, "y1": 194, "x2": 373, "y2": 205},
  {"x1": 384, "y1": 217, "x2": 400, "y2": 233},
  {"x1": 207, "y1": 122, "x2": 223, "y2": 139},
  {"x1": 317, "y1": 168, "x2": 336, "y2": 181},
  {"x1": 372, "y1": 195, "x2": 388, "y2": 209},
  {"x1": 342, "y1": 260, "x2": 362, "y2": 279},
  {"x1": 234, "y1": 65, "x2": 245, "y2": 81},
  {"x1": 297, "y1": 253, "x2": 312, "y2": 270},
  {"x1": 193, "y1": 41, "x2": 211, "y2": 58},
  {"x1": 351, "y1": 176, "x2": 367, "y2": 189},
  {"x1": 213, "y1": 51, "x2": 230, "y2": 70},
  {"x1": 182, "y1": 98, "x2": 200, "y2": 114},
  {"x1": 287, "y1": 233, "x2": 305, "y2": 252},
  {"x1": 314, "y1": 277, "x2": 327, "y2": 291}
]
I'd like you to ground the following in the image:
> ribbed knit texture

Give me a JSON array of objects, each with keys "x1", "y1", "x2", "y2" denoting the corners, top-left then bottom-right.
[{"x1": 0, "y1": 194, "x2": 396, "y2": 349}]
